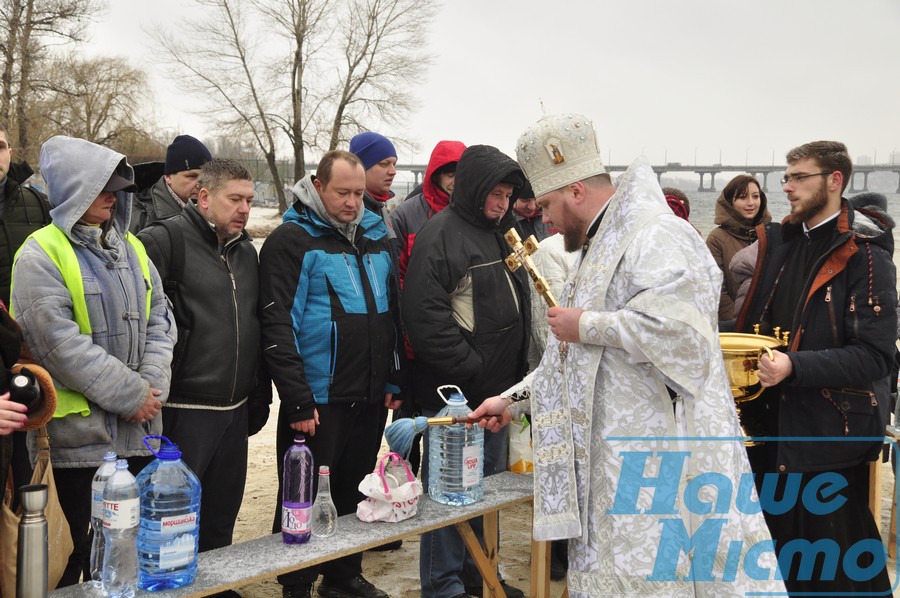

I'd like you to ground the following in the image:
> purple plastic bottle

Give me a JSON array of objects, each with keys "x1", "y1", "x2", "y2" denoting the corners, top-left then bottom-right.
[{"x1": 282, "y1": 435, "x2": 314, "y2": 544}]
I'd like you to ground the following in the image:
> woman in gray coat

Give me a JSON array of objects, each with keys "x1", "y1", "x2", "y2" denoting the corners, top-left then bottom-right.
[{"x1": 11, "y1": 135, "x2": 176, "y2": 586}]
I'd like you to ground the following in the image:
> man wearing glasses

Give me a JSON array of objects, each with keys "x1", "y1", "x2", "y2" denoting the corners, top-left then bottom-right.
[{"x1": 735, "y1": 141, "x2": 896, "y2": 594}]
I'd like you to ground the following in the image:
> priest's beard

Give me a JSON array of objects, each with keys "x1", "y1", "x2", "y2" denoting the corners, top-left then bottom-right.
[
  {"x1": 559, "y1": 202, "x2": 589, "y2": 252},
  {"x1": 788, "y1": 181, "x2": 829, "y2": 225}
]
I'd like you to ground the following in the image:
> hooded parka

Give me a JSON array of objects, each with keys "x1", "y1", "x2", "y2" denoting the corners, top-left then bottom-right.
[
  {"x1": 706, "y1": 186, "x2": 771, "y2": 320},
  {"x1": 401, "y1": 145, "x2": 530, "y2": 412},
  {"x1": 11, "y1": 136, "x2": 176, "y2": 467}
]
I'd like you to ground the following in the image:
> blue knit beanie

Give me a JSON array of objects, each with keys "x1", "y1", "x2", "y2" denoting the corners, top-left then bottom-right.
[
  {"x1": 165, "y1": 135, "x2": 212, "y2": 175},
  {"x1": 349, "y1": 132, "x2": 397, "y2": 170}
]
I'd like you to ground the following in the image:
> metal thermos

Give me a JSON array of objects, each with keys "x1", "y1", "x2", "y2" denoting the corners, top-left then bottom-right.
[{"x1": 16, "y1": 484, "x2": 48, "y2": 598}]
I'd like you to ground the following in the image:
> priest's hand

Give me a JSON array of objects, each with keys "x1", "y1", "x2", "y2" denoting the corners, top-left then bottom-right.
[
  {"x1": 758, "y1": 350, "x2": 792, "y2": 387},
  {"x1": 469, "y1": 396, "x2": 512, "y2": 432},
  {"x1": 548, "y1": 306, "x2": 584, "y2": 343}
]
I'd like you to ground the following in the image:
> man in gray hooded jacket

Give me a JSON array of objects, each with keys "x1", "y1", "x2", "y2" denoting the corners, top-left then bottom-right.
[{"x1": 10, "y1": 135, "x2": 176, "y2": 586}]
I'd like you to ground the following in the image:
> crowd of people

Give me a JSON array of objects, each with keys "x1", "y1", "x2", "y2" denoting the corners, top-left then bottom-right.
[{"x1": 0, "y1": 114, "x2": 897, "y2": 598}]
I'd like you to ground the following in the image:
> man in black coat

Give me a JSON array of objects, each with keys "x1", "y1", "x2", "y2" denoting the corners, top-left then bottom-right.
[
  {"x1": 139, "y1": 158, "x2": 270, "y2": 560},
  {"x1": 736, "y1": 140, "x2": 896, "y2": 595},
  {"x1": 402, "y1": 145, "x2": 529, "y2": 598}
]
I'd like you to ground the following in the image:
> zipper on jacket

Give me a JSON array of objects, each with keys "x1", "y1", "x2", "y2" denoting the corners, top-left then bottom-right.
[
  {"x1": 329, "y1": 322, "x2": 337, "y2": 385},
  {"x1": 824, "y1": 285, "x2": 838, "y2": 344},
  {"x1": 343, "y1": 254, "x2": 361, "y2": 295},
  {"x1": 226, "y1": 259, "x2": 240, "y2": 403},
  {"x1": 365, "y1": 255, "x2": 382, "y2": 297}
]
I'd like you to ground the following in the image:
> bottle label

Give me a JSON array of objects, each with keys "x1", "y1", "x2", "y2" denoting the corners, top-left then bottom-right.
[
  {"x1": 282, "y1": 502, "x2": 312, "y2": 535},
  {"x1": 160, "y1": 512, "x2": 198, "y2": 535},
  {"x1": 462, "y1": 444, "x2": 481, "y2": 488},
  {"x1": 103, "y1": 498, "x2": 139, "y2": 529},
  {"x1": 159, "y1": 534, "x2": 196, "y2": 570},
  {"x1": 91, "y1": 481, "x2": 105, "y2": 519}
]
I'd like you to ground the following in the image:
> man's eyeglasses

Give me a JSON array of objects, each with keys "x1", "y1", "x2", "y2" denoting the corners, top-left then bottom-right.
[{"x1": 780, "y1": 172, "x2": 830, "y2": 185}]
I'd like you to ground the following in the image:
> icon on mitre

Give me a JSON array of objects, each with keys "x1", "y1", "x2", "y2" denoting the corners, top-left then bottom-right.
[{"x1": 545, "y1": 138, "x2": 565, "y2": 165}]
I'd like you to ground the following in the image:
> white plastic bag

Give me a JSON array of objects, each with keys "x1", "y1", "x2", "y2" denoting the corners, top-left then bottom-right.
[
  {"x1": 357, "y1": 452, "x2": 423, "y2": 523},
  {"x1": 508, "y1": 414, "x2": 533, "y2": 473}
]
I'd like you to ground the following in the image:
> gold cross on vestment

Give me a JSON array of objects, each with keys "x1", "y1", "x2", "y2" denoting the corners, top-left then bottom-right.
[{"x1": 503, "y1": 228, "x2": 559, "y2": 308}]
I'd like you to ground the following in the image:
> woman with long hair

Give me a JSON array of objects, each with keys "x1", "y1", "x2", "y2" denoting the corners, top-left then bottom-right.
[{"x1": 706, "y1": 174, "x2": 771, "y2": 320}]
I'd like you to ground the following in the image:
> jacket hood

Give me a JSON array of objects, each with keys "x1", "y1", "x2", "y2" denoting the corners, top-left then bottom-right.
[
  {"x1": 713, "y1": 188, "x2": 771, "y2": 240},
  {"x1": 449, "y1": 145, "x2": 524, "y2": 229},
  {"x1": 287, "y1": 175, "x2": 364, "y2": 240},
  {"x1": 423, "y1": 140, "x2": 466, "y2": 214},
  {"x1": 39, "y1": 136, "x2": 135, "y2": 238},
  {"x1": 847, "y1": 200, "x2": 895, "y2": 253}
]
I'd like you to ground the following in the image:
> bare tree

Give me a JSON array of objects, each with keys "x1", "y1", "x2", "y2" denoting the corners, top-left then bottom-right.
[
  {"x1": 324, "y1": 0, "x2": 435, "y2": 151},
  {"x1": 252, "y1": 0, "x2": 332, "y2": 182},
  {"x1": 158, "y1": 0, "x2": 434, "y2": 213},
  {"x1": 36, "y1": 54, "x2": 151, "y2": 146},
  {"x1": 0, "y1": 0, "x2": 103, "y2": 159},
  {"x1": 154, "y1": 0, "x2": 289, "y2": 211}
]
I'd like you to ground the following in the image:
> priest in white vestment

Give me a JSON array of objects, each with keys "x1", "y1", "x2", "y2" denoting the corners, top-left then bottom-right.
[{"x1": 472, "y1": 114, "x2": 786, "y2": 597}]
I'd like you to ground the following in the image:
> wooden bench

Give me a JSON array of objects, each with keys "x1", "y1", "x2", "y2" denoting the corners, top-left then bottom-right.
[{"x1": 51, "y1": 472, "x2": 550, "y2": 598}]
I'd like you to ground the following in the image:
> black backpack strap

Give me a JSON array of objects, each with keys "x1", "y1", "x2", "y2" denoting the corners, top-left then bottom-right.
[{"x1": 156, "y1": 219, "x2": 185, "y2": 296}]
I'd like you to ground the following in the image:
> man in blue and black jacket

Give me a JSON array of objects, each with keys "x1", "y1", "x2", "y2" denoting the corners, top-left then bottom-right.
[{"x1": 259, "y1": 150, "x2": 402, "y2": 598}]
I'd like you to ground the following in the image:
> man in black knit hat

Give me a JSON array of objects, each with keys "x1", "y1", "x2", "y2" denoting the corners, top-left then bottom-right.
[{"x1": 129, "y1": 134, "x2": 212, "y2": 233}]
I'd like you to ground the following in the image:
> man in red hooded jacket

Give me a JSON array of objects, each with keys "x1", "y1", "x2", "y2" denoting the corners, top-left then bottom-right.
[
  {"x1": 390, "y1": 140, "x2": 466, "y2": 285},
  {"x1": 388, "y1": 140, "x2": 466, "y2": 474}
]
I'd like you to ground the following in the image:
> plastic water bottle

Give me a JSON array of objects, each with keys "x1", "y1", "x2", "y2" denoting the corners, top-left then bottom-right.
[
  {"x1": 282, "y1": 435, "x2": 314, "y2": 544},
  {"x1": 90, "y1": 451, "x2": 118, "y2": 588},
  {"x1": 135, "y1": 435, "x2": 202, "y2": 591},
  {"x1": 311, "y1": 465, "x2": 337, "y2": 538},
  {"x1": 102, "y1": 459, "x2": 139, "y2": 598},
  {"x1": 428, "y1": 385, "x2": 484, "y2": 506}
]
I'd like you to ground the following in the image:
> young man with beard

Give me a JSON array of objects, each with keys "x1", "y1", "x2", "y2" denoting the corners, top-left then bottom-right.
[
  {"x1": 138, "y1": 159, "x2": 270, "y2": 579},
  {"x1": 733, "y1": 141, "x2": 896, "y2": 595},
  {"x1": 402, "y1": 145, "x2": 529, "y2": 598},
  {"x1": 470, "y1": 114, "x2": 785, "y2": 596}
]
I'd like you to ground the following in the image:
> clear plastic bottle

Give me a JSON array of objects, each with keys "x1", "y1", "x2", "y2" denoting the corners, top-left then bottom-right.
[
  {"x1": 311, "y1": 465, "x2": 337, "y2": 538},
  {"x1": 428, "y1": 386, "x2": 484, "y2": 506},
  {"x1": 102, "y1": 459, "x2": 139, "y2": 598},
  {"x1": 135, "y1": 435, "x2": 202, "y2": 591},
  {"x1": 89, "y1": 451, "x2": 118, "y2": 588},
  {"x1": 282, "y1": 435, "x2": 314, "y2": 544}
]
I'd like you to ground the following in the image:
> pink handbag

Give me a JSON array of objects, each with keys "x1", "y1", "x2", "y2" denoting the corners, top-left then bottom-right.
[{"x1": 356, "y1": 452, "x2": 423, "y2": 523}]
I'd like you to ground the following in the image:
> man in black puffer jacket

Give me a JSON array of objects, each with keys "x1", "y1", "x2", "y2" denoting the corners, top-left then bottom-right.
[
  {"x1": 139, "y1": 158, "x2": 271, "y2": 556},
  {"x1": 402, "y1": 145, "x2": 529, "y2": 598},
  {"x1": 736, "y1": 141, "x2": 896, "y2": 595}
]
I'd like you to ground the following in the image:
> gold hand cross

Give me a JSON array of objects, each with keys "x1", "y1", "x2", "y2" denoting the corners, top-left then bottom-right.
[{"x1": 503, "y1": 228, "x2": 558, "y2": 308}]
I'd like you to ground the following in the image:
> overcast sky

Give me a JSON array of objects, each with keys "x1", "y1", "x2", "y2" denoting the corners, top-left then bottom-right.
[{"x1": 85, "y1": 0, "x2": 900, "y2": 166}]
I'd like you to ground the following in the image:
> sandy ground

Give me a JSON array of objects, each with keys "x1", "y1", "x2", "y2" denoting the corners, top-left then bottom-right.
[{"x1": 231, "y1": 206, "x2": 899, "y2": 597}]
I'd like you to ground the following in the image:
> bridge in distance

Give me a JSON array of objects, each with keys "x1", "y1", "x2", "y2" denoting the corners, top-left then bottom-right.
[{"x1": 394, "y1": 162, "x2": 900, "y2": 193}]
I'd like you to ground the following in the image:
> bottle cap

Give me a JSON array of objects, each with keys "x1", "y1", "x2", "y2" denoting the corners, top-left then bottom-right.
[
  {"x1": 143, "y1": 435, "x2": 182, "y2": 460},
  {"x1": 319, "y1": 466, "x2": 330, "y2": 475}
]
